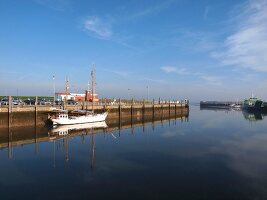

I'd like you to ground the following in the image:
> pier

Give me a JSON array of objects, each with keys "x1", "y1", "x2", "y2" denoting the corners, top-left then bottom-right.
[
  {"x1": 0, "y1": 97, "x2": 189, "y2": 127},
  {"x1": 0, "y1": 112, "x2": 189, "y2": 157}
]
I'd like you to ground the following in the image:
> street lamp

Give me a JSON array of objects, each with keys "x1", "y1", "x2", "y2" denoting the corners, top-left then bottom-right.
[{"x1": 146, "y1": 86, "x2": 149, "y2": 101}]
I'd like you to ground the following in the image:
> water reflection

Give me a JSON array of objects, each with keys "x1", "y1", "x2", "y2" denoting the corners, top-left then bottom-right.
[
  {"x1": 242, "y1": 110, "x2": 267, "y2": 121},
  {"x1": 49, "y1": 121, "x2": 108, "y2": 136},
  {"x1": 3, "y1": 107, "x2": 267, "y2": 199},
  {"x1": 200, "y1": 106, "x2": 267, "y2": 122},
  {"x1": 49, "y1": 123, "x2": 101, "y2": 170},
  {"x1": 0, "y1": 114, "x2": 189, "y2": 163}
]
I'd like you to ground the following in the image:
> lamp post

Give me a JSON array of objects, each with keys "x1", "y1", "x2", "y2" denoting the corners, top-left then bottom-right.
[{"x1": 146, "y1": 86, "x2": 149, "y2": 102}]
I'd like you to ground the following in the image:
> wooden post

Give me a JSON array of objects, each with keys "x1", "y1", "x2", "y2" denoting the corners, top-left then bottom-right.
[
  {"x1": 104, "y1": 98, "x2": 107, "y2": 111},
  {"x1": 35, "y1": 96, "x2": 40, "y2": 154},
  {"x1": 143, "y1": 99, "x2": 145, "y2": 115},
  {"x1": 161, "y1": 100, "x2": 163, "y2": 119},
  {"x1": 119, "y1": 98, "x2": 121, "y2": 129},
  {"x1": 8, "y1": 96, "x2": 12, "y2": 114},
  {"x1": 142, "y1": 99, "x2": 145, "y2": 123},
  {"x1": 8, "y1": 97, "x2": 12, "y2": 159},
  {"x1": 119, "y1": 98, "x2": 121, "y2": 117},
  {"x1": 169, "y1": 99, "x2": 171, "y2": 117},
  {"x1": 175, "y1": 101, "x2": 177, "y2": 120},
  {"x1": 35, "y1": 96, "x2": 38, "y2": 123},
  {"x1": 181, "y1": 100, "x2": 183, "y2": 115},
  {"x1": 152, "y1": 99, "x2": 155, "y2": 121},
  {"x1": 142, "y1": 98, "x2": 145, "y2": 133},
  {"x1": 131, "y1": 98, "x2": 133, "y2": 116},
  {"x1": 8, "y1": 96, "x2": 12, "y2": 128}
]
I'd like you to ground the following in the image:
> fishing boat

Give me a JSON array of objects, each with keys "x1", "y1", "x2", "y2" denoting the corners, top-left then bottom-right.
[
  {"x1": 50, "y1": 111, "x2": 107, "y2": 125},
  {"x1": 49, "y1": 64, "x2": 108, "y2": 125}
]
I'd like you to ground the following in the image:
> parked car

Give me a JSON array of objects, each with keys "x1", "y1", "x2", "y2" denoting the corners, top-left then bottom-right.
[
  {"x1": 67, "y1": 99, "x2": 78, "y2": 105},
  {"x1": 24, "y1": 99, "x2": 36, "y2": 105},
  {"x1": 12, "y1": 98, "x2": 23, "y2": 105},
  {"x1": 0, "y1": 98, "x2": 9, "y2": 105},
  {"x1": 55, "y1": 100, "x2": 63, "y2": 105},
  {"x1": 36, "y1": 99, "x2": 52, "y2": 105}
]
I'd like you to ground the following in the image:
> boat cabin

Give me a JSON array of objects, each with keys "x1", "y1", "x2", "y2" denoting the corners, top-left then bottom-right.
[{"x1": 48, "y1": 108, "x2": 68, "y2": 119}]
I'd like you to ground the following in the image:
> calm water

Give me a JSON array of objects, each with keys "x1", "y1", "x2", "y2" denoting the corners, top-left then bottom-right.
[{"x1": 1, "y1": 106, "x2": 267, "y2": 200}]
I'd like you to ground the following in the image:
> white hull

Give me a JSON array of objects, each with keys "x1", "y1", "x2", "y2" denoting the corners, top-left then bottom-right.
[{"x1": 52, "y1": 112, "x2": 107, "y2": 125}]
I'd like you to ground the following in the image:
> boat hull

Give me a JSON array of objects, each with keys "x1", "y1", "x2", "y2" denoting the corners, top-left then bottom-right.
[{"x1": 51, "y1": 112, "x2": 108, "y2": 125}]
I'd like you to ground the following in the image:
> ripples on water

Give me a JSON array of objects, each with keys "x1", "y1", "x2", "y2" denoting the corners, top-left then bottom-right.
[{"x1": 1, "y1": 106, "x2": 267, "y2": 200}]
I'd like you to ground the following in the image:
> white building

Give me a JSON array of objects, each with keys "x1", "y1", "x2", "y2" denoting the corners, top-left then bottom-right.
[{"x1": 55, "y1": 92, "x2": 85, "y2": 101}]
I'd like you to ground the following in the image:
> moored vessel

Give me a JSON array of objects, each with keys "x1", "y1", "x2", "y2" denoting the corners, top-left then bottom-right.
[
  {"x1": 50, "y1": 111, "x2": 107, "y2": 125},
  {"x1": 49, "y1": 64, "x2": 108, "y2": 125},
  {"x1": 242, "y1": 97, "x2": 264, "y2": 112}
]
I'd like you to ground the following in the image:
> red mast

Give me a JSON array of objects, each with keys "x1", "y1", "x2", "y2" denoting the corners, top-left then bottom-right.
[{"x1": 91, "y1": 64, "x2": 94, "y2": 113}]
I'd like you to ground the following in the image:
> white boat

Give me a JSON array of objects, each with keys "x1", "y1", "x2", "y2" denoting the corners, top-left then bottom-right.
[
  {"x1": 50, "y1": 64, "x2": 108, "y2": 125},
  {"x1": 51, "y1": 112, "x2": 107, "y2": 125}
]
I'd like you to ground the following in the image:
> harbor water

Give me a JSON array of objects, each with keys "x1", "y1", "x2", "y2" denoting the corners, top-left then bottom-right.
[{"x1": 1, "y1": 105, "x2": 267, "y2": 199}]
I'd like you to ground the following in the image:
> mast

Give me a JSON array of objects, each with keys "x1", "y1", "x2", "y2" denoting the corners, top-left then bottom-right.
[
  {"x1": 91, "y1": 64, "x2": 94, "y2": 113},
  {"x1": 65, "y1": 77, "x2": 69, "y2": 110}
]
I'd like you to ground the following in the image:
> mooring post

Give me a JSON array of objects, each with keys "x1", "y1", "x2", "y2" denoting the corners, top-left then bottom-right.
[
  {"x1": 8, "y1": 96, "x2": 12, "y2": 114},
  {"x1": 119, "y1": 98, "x2": 121, "y2": 129},
  {"x1": 8, "y1": 96, "x2": 12, "y2": 128},
  {"x1": 131, "y1": 98, "x2": 134, "y2": 116},
  {"x1": 169, "y1": 99, "x2": 171, "y2": 117},
  {"x1": 161, "y1": 99, "x2": 163, "y2": 119},
  {"x1": 181, "y1": 100, "x2": 183, "y2": 120},
  {"x1": 152, "y1": 99, "x2": 155, "y2": 121},
  {"x1": 104, "y1": 98, "x2": 107, "y2": 111},
  {"x1": 175, "y1": 101, "x2": 177, "y2": 120},
  {"x1": 142, "y1": 99, "x2": 145, "y2": 118},
  {"x1": 140, "y1": 99, "x2": 144, "y2": 129},
  {"x1": 119, "y1": 98, "x2": 121, "y2": 116},
  {"x1": 8, "y1": 96, "x2": 12, "y2": 159},
  {"x1": 35, "y1": 96, "x2": 38, "y2": 122}
]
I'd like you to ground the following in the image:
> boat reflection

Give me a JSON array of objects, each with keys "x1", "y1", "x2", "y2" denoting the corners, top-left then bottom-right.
[
  {"x1": 242, "y1": 110, "x2": 267, "y2": 121},
  {"x1": 49, "y1": 121, "x2": 108, "y2": 136},
  {"x1": 48, "y1": 122, "x2": 108, "y2": 169}
]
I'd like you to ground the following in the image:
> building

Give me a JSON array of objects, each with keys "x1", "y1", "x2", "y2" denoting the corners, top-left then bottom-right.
[
  {"x1": 85, "y1": 90, "x2": 99, "y2": 102},
  {"x1": 55, "y1": 90, "x2": 99, "y2": 102}
]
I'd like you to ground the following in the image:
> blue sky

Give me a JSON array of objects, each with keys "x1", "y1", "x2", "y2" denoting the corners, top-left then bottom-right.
[{"x1": 1, "y1": 0, "x2": 267, "y2": 101}]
